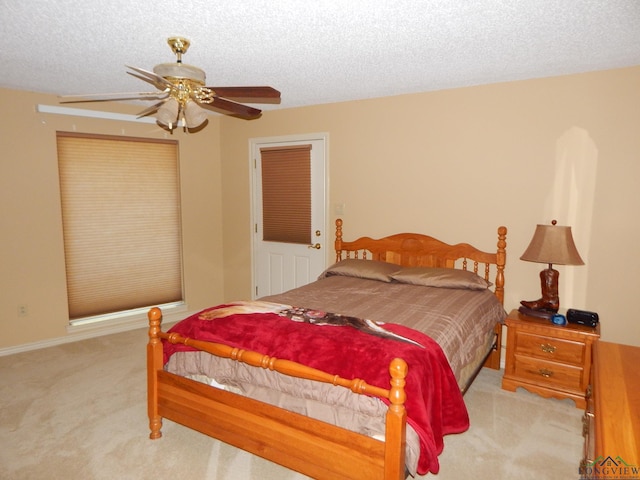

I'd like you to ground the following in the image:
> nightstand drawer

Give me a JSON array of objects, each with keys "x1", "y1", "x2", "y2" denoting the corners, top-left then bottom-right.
[
  {"x1": 513, "y1": 355, "x2": 583, "y2": 391},
  {"x1": 515, "y1": 331, "x2": 585, "y2": 365},
  {"x1": 502, "y1": 309, "x2": 599, "y2": 408}
]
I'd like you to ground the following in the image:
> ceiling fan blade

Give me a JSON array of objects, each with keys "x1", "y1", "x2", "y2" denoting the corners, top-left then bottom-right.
[
  {"x1": 205, "y1": 86, "x2": 281, "y2": 104},
  {"x1": 127, "y1": 71, "x2": 171, "y2": 91},
  {"x1": 136, "y1": 100, "x2": 168, "y2": 118},
  {"x1": 59, "y1": 91, "x2": 170, "y2": 103},
  {"x1": 126, "y1": 65, "x2": 174, "y2": 88},
  {"x1": 200, "y1": 97, "x2": 262, "y2": 119}
]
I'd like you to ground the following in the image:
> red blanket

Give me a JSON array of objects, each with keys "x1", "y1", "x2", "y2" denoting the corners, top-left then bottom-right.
[{"x1": 163, "y1": 303, "x2": 469, "y2": 475}]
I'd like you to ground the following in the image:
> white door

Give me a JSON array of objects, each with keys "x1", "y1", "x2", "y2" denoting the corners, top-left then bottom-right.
[{"x1": 251, "y1": 134, "x2": 327, "y2": 298}]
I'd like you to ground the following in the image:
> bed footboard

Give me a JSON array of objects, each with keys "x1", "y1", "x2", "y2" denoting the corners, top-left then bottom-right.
[{"x1": 147, "y1": 308, "x2": 407, "y2": 480}]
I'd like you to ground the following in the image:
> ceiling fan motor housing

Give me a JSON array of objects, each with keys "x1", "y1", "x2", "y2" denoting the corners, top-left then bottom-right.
[{"x1": 153, "y1": 63, "x2": 206, "y2": 85}]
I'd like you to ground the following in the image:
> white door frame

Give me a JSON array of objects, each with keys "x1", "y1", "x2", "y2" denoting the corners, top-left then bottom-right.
[{"x1": 249, "y1": 132, "x2": 329, "y2": 299}]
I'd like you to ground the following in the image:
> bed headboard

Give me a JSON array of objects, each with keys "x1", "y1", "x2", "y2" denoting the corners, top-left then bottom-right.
[{"x1": 333, "y1": 218, "x2": 507, "y2": 304}]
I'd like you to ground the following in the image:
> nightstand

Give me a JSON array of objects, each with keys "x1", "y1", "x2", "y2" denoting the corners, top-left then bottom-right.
[{"x1": 501, "y1": 309, "x2": 600, "y2": 409}]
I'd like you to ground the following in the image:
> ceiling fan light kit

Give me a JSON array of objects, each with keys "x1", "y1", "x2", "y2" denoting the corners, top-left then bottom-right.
[{"x1": 59, "y1": 36, "x2": 280, "y2": 132}]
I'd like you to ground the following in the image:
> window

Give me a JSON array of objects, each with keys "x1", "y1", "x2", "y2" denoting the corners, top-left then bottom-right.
[
  {"x1": 260, "y1": 144, "x2": 312, "y2": 244},
  {"x1": 57, "y1": 132, "x2": 183, "y2": 323}
]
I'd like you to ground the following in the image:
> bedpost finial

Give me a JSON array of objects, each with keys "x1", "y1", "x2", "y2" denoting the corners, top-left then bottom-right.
[
  {"x1": 335, "y1": 218, "x2": 344, "y2": 262},
  {"x1": 497, "y1": 226, "x2": 507, "y2": 261},
  {"x1": 148, "y1": 307, "x2": 162, "y2": 340},
  {"x1": 389, "y1": 358, "x2": 408, "y2": 379},
  {"x1": 148, "y1": 307, "x2": 162, "y2": 323},
  {"x1": 498, "y1": 225, "x2": 507, "y2": 240},
  {"x1": 388, "y1": 358, "x2": 407, "y2": 408}
]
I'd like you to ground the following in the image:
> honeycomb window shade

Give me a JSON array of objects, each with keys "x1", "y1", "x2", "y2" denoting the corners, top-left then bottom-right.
[
  {"x1": 260, "y1": 144, "x2": 312, "y2": 244},
  {"x1": 57, "y1": 132, "x2": 183, "y2": 320}
]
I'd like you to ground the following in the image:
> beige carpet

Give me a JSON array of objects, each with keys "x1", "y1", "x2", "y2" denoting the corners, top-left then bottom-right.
[{"x1": 0, "y1": 327, "x2": 584, "y2": 479}]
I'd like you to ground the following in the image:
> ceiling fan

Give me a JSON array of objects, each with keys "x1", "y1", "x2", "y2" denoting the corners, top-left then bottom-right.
[{"x1": 60, "y1": 37, "x2": 281, "y2": 131}]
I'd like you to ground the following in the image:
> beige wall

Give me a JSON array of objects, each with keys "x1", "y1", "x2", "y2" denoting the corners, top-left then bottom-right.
[
  {"x1": 1, "y1": 88, "x2": 225, "y2": 349},
  {"x1": 220, "y1": 66, "x2": 640, "y2": 347},
  {"x1": 2, "y1": 65, "x2": 639, "y2": 351}
]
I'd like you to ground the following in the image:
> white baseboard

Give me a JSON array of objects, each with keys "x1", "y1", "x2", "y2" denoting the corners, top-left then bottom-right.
[{"x1": 0, "y1": 308, "x2": 195, "y2": 357}]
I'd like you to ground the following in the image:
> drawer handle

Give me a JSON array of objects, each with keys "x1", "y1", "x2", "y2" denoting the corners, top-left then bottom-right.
[
  {"x1": 540, "y1": 343, "x2": 556, "y2": 354},
  {"x1": 538, "y1": 368, "x2": 554, "y2": 378}
]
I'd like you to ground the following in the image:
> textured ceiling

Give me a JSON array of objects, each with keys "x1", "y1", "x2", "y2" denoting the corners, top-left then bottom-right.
[{"x1": 2, "y1": 1, "x2": 639, "y2": 112}]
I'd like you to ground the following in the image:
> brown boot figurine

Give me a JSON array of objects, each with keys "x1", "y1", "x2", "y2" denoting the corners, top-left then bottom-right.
[{"x1": 520, "y1": 267, "x2": 560, "y2": 313}]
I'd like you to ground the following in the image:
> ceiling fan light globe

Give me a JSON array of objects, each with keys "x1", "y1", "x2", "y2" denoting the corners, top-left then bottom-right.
[
  {"x1": 184, "y1": 101, "x2": 208, "y2": 128},
  {"x1": 156, "y1": 98, "x2": 179, "y2": 127}
]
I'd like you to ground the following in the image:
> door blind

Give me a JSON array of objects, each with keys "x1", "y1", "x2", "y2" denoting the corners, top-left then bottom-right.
[
  {"x1": 57, "y1": 132, "x2": 183, "y2": 320},
  {"x1": 260, "y1": 144, "x2": 312, "y2": 244}
]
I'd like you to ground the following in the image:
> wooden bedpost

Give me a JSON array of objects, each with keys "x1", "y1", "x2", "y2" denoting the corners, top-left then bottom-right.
[
  {"x1": 147, "y1": 307, "x2": 164, "y2": 440},
  {"x1": 484, "y1": 226, "x2": 507, "y2": 370},
  {"x1": 384, "y1": 358, "x2": 407, "y2": 480},
  {"x1": 494, "y1": 226, "x2": 507, "y2": 305},
  {"x1": 335, "y1": 218, "x2": 343, "y2": 262}
]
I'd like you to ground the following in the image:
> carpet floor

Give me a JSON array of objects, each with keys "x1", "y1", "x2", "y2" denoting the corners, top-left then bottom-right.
[{"x1": 0, "y1": 327, "x2": 584, "y2": 479}]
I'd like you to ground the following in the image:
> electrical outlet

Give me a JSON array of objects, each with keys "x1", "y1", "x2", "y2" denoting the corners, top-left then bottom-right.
[{"x1": 18, "y1": 304, "x2": 28, "y2": 317}]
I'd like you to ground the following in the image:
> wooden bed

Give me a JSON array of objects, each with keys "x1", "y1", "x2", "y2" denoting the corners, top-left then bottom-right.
[{"x1": 147, "y1": 219, "x2": 507, "y2": 479}]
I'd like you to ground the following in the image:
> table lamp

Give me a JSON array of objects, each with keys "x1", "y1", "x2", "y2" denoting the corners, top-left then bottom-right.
[{"x1": 519, "y1": 220, "x2": 584, "y2": 318}]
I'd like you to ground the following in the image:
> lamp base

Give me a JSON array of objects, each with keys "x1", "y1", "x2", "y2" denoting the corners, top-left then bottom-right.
[
  {"x1": 520, "y1": 267, "x2": 560, "y2": 314},
  {"x1": 518, "y1": 305, "x2": 554, "y2": 319}
]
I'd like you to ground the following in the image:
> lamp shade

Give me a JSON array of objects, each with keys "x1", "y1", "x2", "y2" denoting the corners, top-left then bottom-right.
[{"x1": 520, "y1": 222, "x2": 584, "y2": 266}]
